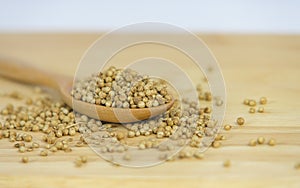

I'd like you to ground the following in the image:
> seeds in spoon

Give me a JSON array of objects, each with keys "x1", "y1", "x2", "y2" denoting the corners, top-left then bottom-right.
[{"x1": 71, "y1": 67, "x2": 172, "y2": 108}]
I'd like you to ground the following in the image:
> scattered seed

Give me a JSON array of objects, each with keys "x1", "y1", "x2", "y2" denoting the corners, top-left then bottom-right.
[
  {"x1": 23, "y1": 135, "x2": 32, "y2": 142},
  {"x1": 224, "y1": 124, "x2": 232, "y2": 131},
  {"x1": 80, "y1": 156, "x2": 87, "y2": 163},
  {"x1": 128, "y1": 131, "x2": 135, "y2": 138},
  {"x1": 223, "y1": 160, "x2": 231, "y2": 168},
  {"x1": 194, "y1": 151, "x2": 204, "y2": 159},
  {"x1": 49, "y1": 146, "x2": 58, "y2": 152},
  {"x1": 249, "y1": 100, "x2": 256, "y2": 107},
  {"x1": 19, "y1": 146, "x2": 26, "y2": 153},
  {"x1": 257, "y1": 136, "x2": 265, "y2": 145},
  {"x1": 249, "y1": 139, "x2": 257, "y2": 146},
  {"x1": 21, "y1": 156, "x2": 29, "y2": 163},
  {"x1": 212, "y1": 141, "x2": 221, "y2": 148},
  {"x1": 32, "y1": 142, "x2": 40, "y2": 148},
  {"x1": 236, "y1": 117, "x2": 245, "y2": 126},
  {"x1": 14, "y1": 142, "x2": 25, "y2": 148},
  {"x1": 259, "y1": 97, "x2": 267, "y2": 105},
  {"x1": 116, "y1": 132, "x2": 124, "y2": 140},
  {"x1": 257, "y1": 107, "x2": 264, "y2": 113},
  {"x1": 249, "y1": 107, "x2": 256, "y2": 113},
  {"x1": 268, "y1": 138, "x2": 276, "y2": 146},
  {"x1": 295, "y1": 163, "x2": 300, "y2": 170},
  {"x1": 74, "y1": 159, "x2": 83, "y2": 167},
  {"x1": 40, "y1": 150, "x2": 48, "y2": 156},
  {"x1": 243, "y1": 99, "x2": 250, "y2": 105}
]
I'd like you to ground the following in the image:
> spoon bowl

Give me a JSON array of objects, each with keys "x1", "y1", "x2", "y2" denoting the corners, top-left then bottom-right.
[{"x1": 0, "y1": 59, "x2": 174, "y2": 123}]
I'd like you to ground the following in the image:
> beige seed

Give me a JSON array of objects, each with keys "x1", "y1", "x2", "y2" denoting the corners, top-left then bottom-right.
[
  {"x1": 138, "y1": 143, "x2": 146, "y2": 150},
  {"x1": 243, "y1": 99, "x2": 250, "y2": 105},
  {"x1": 295, "y1": 163, "x2": 300, "y2": 170},
  {"x1": 236, "y1": 117, "x2": 245, "y2": 126},
  {"x1": 74, "y1": 159, "x2": 83, "y2": 167},
  {"x1": 31, "y1": 125, "x2": 39, "y2": 132},
  {"x1": 257, "y1": 107, "x2": 264, "y2": 113},
  {"x1": 128, "y1": 131, "x2": 135, "y2": 138},
  {"x1": 224, "y1": 124, "x2": 232, "y2": 131},
  {"x1": 14, "y1": 142, "x2": 25, "y2": 148},
  {"x1": 249, "y1": 100, "x2": 256, "y2": 107},
  {"x1": 259, "y1": 97, "x2": 267, "y2": 105},
  {"x1": 32, "y1": 142, "x2": 40, "y2": 148},
  {"x1": 257, "y1": 136, "x2": 265, "y2": 144},
  {"x1": 55, "y1": 141, "x2": 63, "y2": 150},
  {"x1": 21, "y1": 156, "x2": 29, "y2": 163},
  {"x1": 194, "y1": 152, "x2": 204, "y2": 159},
  {"x1": 223, "y1": 160, "x2": 231, "y2": 168},
  {"x1": 116, "y1": 132, "x2": 124, "y2": 140},
  {"x1": 137, "y1": 101, "x2": 145, "y2": 108},
  {"x1": 249, "y1": 107, "x2": 256, "y2": 113},
  {"x1": 50, "y1": 146, "x2": 58, "y2": 152},
  {"x1": 19, "y1": 146, "x2": 26, "y2": 153},
  {"x1": 212, "y1": 141, "x2": 221, "y2": 148},
  {"x1": 268, "y1": 138, "x2": 276, "y2": 146},
  {"x1": 249, "y1": 139, "x2": 257, "y2": 146},
  {"x1": 123, "y1": 153, "x2": 131, "y2": 161},
  {"x1": 80, "y1": 156, "x2": 87, "y2": 163},
  {"x1": 23, "y1": 135, "x2": 32, "y2": 142},
  {"x1": 40, "y1": 150, "x2": 48, "y2": 156}
]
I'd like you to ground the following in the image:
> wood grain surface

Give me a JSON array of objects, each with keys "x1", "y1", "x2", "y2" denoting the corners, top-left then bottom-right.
[{"x1": 0, "y1": 34, "x2": 299, "y2": 188}]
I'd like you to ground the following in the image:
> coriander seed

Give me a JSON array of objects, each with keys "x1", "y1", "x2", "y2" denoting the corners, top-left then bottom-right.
[
  {"x1": 249, "y1": 100, "x2": 256, "y2": 107},
  {"x1": 236, "y1": 117, "x2": 245, "y2": 126},
  {"x1": 223, "y1": 160, "x2": 231, "y2": 168},
  {"x1": 19, "y1": 146, "x2": 26, "y2": 153},
  {"x1": 257, "y1": 107, "x2": 264, "y2": 113},
  {"x1": 212, "y1": 141, "x2": 221, "y2": 148},
  {"x1": 80, "y1": 156, "x2": 87, "y2": 163},
  {"x1": 21, "y1": 156, "x2": 29, "y2": 163},
  {"x1": 23, "y1": 134, "x2": 32, "y2": 142},
  {"x1": 123, "y1": 153, "x2": 131, "y2": 161},
  {"x1": 249, "y1": 107, "x2": 256, "y2": 113},
  {"x1": 224, "y1": 124, "x2": 232, "y2": 131},
  {"x1": 268, "y1": 138, "x2": 276, "y2": 146},
  {"x1": 50, "y1": 146, "x2": 58, "y2": 152},
  {"x1": 295, "y1": 163, "x2": 300, "y2": 170},
  {"x1": 249, "y1": 139, "x2": 257, "y2": 146},
  {"x1": 194, "y1": 152, "x2": 204, "y2": 159},
  {"x1": 257, "y1": 136, "x2": 265, "y2": 144},
  {"x1": 40, "y1": 150, "x2": 48, "y2": 156},
  {"x1": 116, "y1": 132, "x2": 124, "y2": 140},
  {"x1": 74, "y1": 159, "x2": 83, "y2": 167},
  {"x1": 259, "y1": 97, "x2": 267, "y2": 105},
  {"x1": 243, "y1": 99, "x2": 249, "y2": 105}
]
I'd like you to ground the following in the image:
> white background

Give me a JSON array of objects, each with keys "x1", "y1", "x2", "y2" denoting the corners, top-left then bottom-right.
[{"x1": 0, "y1": 0, "x2": 299, "y2": 33}]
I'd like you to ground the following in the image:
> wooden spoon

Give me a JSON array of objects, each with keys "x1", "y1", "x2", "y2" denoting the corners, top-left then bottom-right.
[{"x1": 0, "y1": 59, "x2": 174, "y2": 123}]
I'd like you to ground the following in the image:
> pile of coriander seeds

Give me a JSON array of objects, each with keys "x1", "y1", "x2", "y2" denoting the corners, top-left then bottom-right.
[
  {"x1": 0, "y1": 66, "x2": 222, "y2": 166},
  {"x1": 71, "y1": 66, "x2": 173, "y2": 108}
]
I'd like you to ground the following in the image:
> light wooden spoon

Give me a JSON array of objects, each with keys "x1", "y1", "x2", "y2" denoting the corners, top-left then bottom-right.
[{"x1": 0, "y1": 59, "x2": 174, "y2": 123}]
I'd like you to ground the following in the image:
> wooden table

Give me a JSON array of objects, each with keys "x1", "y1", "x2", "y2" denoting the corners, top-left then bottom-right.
[{"x1": 0, "y1": 34, "x2": 299, "y2": 188}]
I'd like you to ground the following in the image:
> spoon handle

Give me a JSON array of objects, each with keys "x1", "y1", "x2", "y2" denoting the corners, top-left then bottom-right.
[{"x1": 0, "y1": 58, "x2": 59, "y2": 89}]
